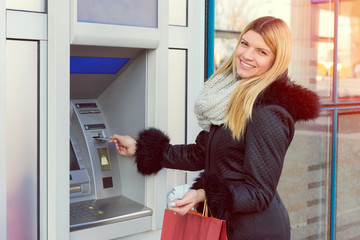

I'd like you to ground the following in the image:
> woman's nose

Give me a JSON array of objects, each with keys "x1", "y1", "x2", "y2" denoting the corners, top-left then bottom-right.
[{"x1": 242, "y1": 48, "x2": 255, "y2": 60}]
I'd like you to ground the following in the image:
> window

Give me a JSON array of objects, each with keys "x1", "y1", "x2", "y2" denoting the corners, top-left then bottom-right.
[{"x1": 213, "y1": 0, "x2": 360, "y2": 239}]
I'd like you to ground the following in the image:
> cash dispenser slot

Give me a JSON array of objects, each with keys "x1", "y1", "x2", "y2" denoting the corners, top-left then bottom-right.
[{"x1": 70, "y1": 186, "x2": 82, "y2": 193}]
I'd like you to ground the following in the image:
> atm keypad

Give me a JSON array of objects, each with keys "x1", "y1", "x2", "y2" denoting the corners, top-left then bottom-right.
[{"x1": 70, "y1": 204, "x2": 104, "y2": 218}]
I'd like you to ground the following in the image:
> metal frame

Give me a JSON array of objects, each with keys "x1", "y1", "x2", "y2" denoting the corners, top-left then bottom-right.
[
  {"x1": 206, "y1": 0, "x2": 215, "y2": 79},
  {"x1": 0, "y1": 1, "x2": 7, "y2": 239},
  {"x1": 3, "y1": 9, "x2": 48, "y2": 240},
  {"x1": 39, "y1": 40, "x2": 48, "y2": 240},
  {"x1": 47, "y1": 0, "x2": 70, "y2": 239}
]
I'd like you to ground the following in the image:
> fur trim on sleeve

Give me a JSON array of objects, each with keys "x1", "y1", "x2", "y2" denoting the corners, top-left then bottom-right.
[
  {"x1": 135, "y1": 128, "x2": 170, "y2": 175},
  {"x1": 191, "y1": 172, "x2": 233, "y2": 220}
]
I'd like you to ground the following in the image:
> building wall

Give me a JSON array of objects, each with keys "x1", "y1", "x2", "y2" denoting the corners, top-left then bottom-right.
[{"x1": 1, "y1": 1, "x2": 205, "y2": 240}]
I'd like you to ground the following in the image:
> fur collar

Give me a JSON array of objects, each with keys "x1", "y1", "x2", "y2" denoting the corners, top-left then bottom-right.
[{"x1": 256, "y1": 74, "x2": 320, "y2": 122}]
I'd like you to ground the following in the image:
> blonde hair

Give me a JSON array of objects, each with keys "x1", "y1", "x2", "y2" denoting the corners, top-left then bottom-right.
[{"x1": 209, "y1": 16, "x2": 292, "y2": 140}]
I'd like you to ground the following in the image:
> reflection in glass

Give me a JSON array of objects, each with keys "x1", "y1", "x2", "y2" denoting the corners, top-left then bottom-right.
[
  {"x1": 291, "y1": 1, "x2": 334, "y2": 103},
  {"x1": 278, "y1": 112, "x2": 331, "y2": 240},
  {"x1": 338, "y1": 0, "x2": 360, "y2": 102},
  {"x1": 337, "y1": 110, "x2": 360, "y2": 239}
]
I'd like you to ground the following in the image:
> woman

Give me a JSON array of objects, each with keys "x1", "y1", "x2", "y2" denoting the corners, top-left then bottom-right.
[{"x1": 110, "y1": 16, "x2": 320, "y2": 240}]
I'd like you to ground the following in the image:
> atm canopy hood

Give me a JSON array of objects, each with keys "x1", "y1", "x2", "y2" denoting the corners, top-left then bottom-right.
[{"x1": 70, "y1": 45, "x2": 144, "y2": 99}]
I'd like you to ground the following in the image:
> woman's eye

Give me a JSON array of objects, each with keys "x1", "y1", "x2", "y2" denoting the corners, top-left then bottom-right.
[
  {"x1": 240, "y1": 41, "x2": 248, "y2": 46},
  {"x1": 259, "y1": 50, "x2": 267, "y2": 55}
]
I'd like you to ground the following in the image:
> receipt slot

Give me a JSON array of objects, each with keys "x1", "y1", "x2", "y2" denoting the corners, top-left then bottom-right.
[{"x1": 69, "y1": 45, "x2": 155, "y2": 239}]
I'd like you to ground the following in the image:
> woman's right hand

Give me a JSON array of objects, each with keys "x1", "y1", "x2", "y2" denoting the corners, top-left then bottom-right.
[
  {"x1": 109, "y1": 134, "x2": 137, "y2": 157},
  {"x1": 168, "y1": 189, "x2": 206, "y2": 216}
]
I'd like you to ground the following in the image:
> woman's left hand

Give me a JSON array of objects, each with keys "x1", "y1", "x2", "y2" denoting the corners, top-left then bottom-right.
[{"x1": 168, "y1": 189, "x2": 206, "y2": 216}]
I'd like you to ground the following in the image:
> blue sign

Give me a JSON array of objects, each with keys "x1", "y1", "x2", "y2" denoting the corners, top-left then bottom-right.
[{"x1": 70, "y1": 56, "x2": 130, "y2": 74}]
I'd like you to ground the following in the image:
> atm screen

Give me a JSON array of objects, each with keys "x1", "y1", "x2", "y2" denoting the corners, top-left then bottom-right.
[{"x1": 70, "y1": 141, "x2": 81, "y2": 171}]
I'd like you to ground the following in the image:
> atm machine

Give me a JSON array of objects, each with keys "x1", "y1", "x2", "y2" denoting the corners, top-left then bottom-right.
[
  {"x1": 69, "y1": 45, "x2": 157, "y2": 239},
  {"x1": 67, "y1": 1, "x2": 169, "y2": 239},
  {"x1": 69, "y1": 99, "x2": 152, "y2": 231}
]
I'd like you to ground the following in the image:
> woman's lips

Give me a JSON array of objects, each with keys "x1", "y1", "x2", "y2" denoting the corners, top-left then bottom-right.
[{"x1": 240, "y1": 60, "x2": 255, "y2": 69}]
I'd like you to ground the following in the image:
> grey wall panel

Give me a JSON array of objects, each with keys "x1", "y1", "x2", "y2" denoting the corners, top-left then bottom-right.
[
  {"x1": 6, "y1": 0, "x2": 46, "y2": 12},
  {"x1": 6, "y1": 40, "x2": 38, "y2": 240},
  {"x1": 0, "y1": 1, "x2": 7, "y2": 239}
]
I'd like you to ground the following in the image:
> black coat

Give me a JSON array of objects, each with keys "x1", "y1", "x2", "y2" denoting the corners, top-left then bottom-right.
[{"x1": 135, "y1": 74, "x2": 320, "y2": 240}]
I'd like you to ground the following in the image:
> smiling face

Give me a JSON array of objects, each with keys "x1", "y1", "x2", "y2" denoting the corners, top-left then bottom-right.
[{"x1": 235, "y1": 30, "x2": 276, "y2": 79}]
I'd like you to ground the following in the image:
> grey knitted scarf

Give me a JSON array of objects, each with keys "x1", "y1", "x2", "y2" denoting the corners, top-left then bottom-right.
[{"x1": 194, "y1": 72, "x2": 241, "y2": 131}]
